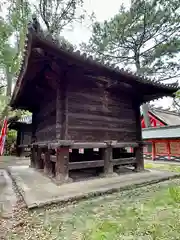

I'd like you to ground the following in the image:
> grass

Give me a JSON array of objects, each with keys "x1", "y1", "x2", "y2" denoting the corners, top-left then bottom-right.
[
  {"x1": 3, "y1": 160, "x2": 180, "y2": 239},
  {"x1": 145, "y1": 162, "x2": 180, "y2": 173},
  {"x1": 6, "y1": 177, "x2": 180, "y2": 240}
]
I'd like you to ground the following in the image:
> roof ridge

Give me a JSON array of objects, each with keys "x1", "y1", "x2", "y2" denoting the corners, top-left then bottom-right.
[
  {"x1": 150, "y1": 106, "x2": 180, "y2": 116},
  {"x1": 20, "y1": 17, "x2": 179, "y2": 88}
]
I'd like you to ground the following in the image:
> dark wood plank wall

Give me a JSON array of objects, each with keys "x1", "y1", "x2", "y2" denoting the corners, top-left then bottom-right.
[
  {"x1": 20, "y1": 125, "x2": 32, "y2": 145},
  {"x1": 35, "y1": 91, "x2": 56, "y2": 142},
  {"x1": 67, "y1": 78, "x2": 137, "y2": 142}
]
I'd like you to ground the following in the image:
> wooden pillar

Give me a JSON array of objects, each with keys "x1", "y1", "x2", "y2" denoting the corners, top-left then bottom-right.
[
  {"x1": 55, "y1": 146, "x2": 71, "y2": 184},
  {"x1": 54, "y1": 72, "x2": 71, "y2": 184},
  {"x1": 44, "y1": 147, "x2": 53, "y2": 176},
  {"x1": 103, "y1": 145, "x2": 114, "y2": 175},
  {"x1": 167, "y1": 140, "x2": 171, "y2": 161},
  {"x1": 134, "y1": 146, "x2": 144, "y2": 171},
  {"x1": 56, "y1": 86, "x2": 61, "y2": 140},
  {"x1": 36, "y1": 146, "x2": 44, "y2": 170},
  {"x1": 134, "y1": 102, "x2": 144, "y2": 171},
  {"x1": 30, "y1": 111, "x2": 38, "y2": 168},
  {"x1": 30, "y1": 144, "x2": 38, "y2": 168},
  {"x1": 102, "y1": 142, "x2": 117, "y2": 177},
  {"x1": 152, "y1": 141, "x2": 156, "y2": 161},
  {"x1": 30, "y1": 145, "x2": 36, "y2": 168},
  {"x1": 56, "y1": 73, "x2": 68, "y2": 140}
]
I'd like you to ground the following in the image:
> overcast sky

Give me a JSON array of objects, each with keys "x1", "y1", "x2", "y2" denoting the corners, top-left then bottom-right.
[
  {"x1": 61, "y1": 0, "x2": 131, "y2": 45},
  {"x1": 3, "y1": 0, "x2": 178, "y2": 108},
  {"x1": 60, "y1": 0, "x2": 176, "y2": 108}
]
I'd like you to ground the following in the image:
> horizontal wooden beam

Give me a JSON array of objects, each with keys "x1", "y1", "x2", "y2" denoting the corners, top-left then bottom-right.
[
  {"x1": 48, "y1": 156, "x2": 136, "y2": 168},
  {"x1": 112, "y1": 142, "x2": 138, "y2": 148},
  {"x1": 71, "y1": 142, "x2": 106, "y2": 149},
  {"x1": 69, "y1": 160, "x2": 104, "y2": 170},
  {"x1": 31, "y1": 141, "x2": 140, "y2": 149},
  {"x1": 112, "y1": 157, "x2": 136, "y2": 165},
  {"x1": 19, "y1": 144, "x2": 30, "y2": 148}
]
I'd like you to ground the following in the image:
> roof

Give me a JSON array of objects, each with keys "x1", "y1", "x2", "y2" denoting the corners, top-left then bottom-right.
[
  {"x1": 149, "y1": 107, "x2": 180, "y2": 125},
  {"x1": 142, "y1": 125, "x2": 180, "y2": 139},
  {"x1": 18, "y1": 115, "x2": 32, "y2": 124},
  {"x1": 10, "y1": 17, "x2": 179, "y2": 110},
  {"x1": 8, "y1": 115, "x2": 32, "y2": 130}
]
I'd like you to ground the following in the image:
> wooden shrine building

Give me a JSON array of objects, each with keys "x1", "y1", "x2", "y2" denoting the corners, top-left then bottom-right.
[
  {"x1": 141, "y1": 107, "x2": 180, "y2": 128},
  {"x1": 141, "y1": 107, "x2": 180, "y2": 161},
  {"x1": 10, "y1": 18, "x2": 179, "y2": 184},
  {"x1": 8, "y1": 115, "x2": 32, "y2": 156}
]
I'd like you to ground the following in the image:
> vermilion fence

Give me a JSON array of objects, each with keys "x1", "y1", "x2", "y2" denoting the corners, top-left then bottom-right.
[{"x1": 143, "y1": 139, "x2": 180, "y2": 161}]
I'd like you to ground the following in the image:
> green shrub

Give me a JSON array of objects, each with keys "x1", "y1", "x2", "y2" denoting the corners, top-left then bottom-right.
[{"x1": 4, "y1": 129, "x2": 17, "y2": 155}]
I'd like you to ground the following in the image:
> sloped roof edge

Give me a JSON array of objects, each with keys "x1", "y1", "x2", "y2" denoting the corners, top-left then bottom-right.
[{"x1": 10, "y1": 18, "x2": 179, "y2": 106}]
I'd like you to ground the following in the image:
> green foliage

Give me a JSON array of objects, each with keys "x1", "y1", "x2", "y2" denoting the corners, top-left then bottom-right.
[
  {"x1": 81, "y1": 0, "x2": 180, "y2": 81},
  {"x1": 35, "y1": 0, "x2": 85, "y2": 37},
  {"x1": 169, "y1": 186, "x2": 180, "y2": 203},
  {"x1": 0, "y1": 0, "x2": 31, "y2": 109},
  {"x1": 4, "y1": 129, "x2": 17, "y2": 155},
  {"x1": 8, "y1": 0, "x2": 31, "y2": 73}
]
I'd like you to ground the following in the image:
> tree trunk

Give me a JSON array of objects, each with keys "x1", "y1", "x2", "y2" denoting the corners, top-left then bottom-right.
[
  {"x1": 6, "y1": 69, "x2": 12, "y2": 97},
  {"x1": 141, "y1": 104, "x2": 151, "y2": 127},
  {"x1": 135, "y1": 56, "x2": 151, "y2": 128}
]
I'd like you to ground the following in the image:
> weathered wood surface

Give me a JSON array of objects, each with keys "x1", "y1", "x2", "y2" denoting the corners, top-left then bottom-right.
[
  {"x1": 42, "y1": 155, "x2": 135, "y2": 169},
  {"x1": 55, "y1": 147, "x2": 70, "y2": 183},
  {"x1": 31, "y1": 141, "x2": 139, "y2": 149},
  {"x1": 67, "y1": 78, "x2": 137, "y2": 142},
  {"x1": 17, "y1": 124, "x2": 32, "y2": 146},
  {"x1": 112, "y1": 157, "x2": 136, "y2": 165},
  {"x1": 35, "y1": 92, "x2": 56, "y2": 142},
  {"x1": 69, "y1": 160, "x2": 104, "y2": 170}
]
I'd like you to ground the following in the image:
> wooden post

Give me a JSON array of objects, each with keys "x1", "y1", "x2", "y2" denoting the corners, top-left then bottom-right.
[
  {"x1": 30, "y1": 145, "x2": 36, "y2": 168},
  {"x1": 56, "y1": 85, "x2": 61, "y2": 140},
  {"x1": 167, "y1": 140, "x2": 171, "y2": 161},
  {"x1": 152, "y1": 141, "x2": 156, "y2": 161},
  {"x1": 134, "y1": 102, "x2": 144, "y2": 171},
  {"x1": 61, "y1": 79, "x2": 68, "y2": 140},
  {"x1": 36, "y1": 146, "x2": 44, "y2": 170},
  {"x1": 55, "y1": 146, "x2": 71, "y2": 184},
  {"x1": 103, "y1": 145, "x2": 114, "y2": 175},
  {"x1": 44, "y1": 147, "x2": 53, "y2": 176},
  {"x1": 134, "y1": 145, "x2": 144, "y2": 171},
  {"x1": 102, "y1": 142, "x2": 117, "y2": 177}
]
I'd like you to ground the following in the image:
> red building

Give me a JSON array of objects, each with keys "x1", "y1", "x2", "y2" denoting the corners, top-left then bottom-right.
[{"x1": 141, "y1": 107, "x2": 180, "y2": 161}]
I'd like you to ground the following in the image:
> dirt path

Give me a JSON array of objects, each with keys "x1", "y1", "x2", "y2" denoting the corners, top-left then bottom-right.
[
  {"x1": 0, "y1": 156, "x2": 29, "y2": 169},
  {"x1": 0, "y1": 157, "x2": 29, "y2": 239}
]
